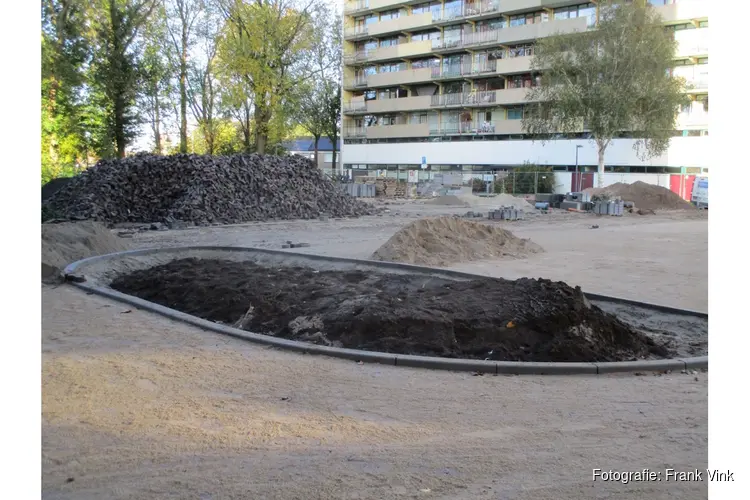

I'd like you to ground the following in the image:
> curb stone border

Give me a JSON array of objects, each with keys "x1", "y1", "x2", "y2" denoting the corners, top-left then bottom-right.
[{"x1": 63, "y1": 246, "x2": 708, "y2": 376}]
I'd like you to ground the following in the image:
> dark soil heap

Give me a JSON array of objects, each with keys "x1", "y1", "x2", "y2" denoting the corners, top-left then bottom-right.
[
  {"x1": 43, "y1": 153, "x2": 373, "y2": 225},
  {"x1": 111, "y1": 258, "x2": 671, "y2": 363},
  {"x1": 586, "y1": 181, "x2": 695, "y2": 211}
]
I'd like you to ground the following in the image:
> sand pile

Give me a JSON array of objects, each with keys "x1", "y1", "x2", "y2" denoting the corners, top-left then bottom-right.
[
  {"x1": 370, "y1": 217, "x2": 543, "y2": 267},
  {"x1": 586, "y1": 181, "x2": 694, "y2": 211},
  {"x1": 424, "y1": 195, "x2": 470, "y2": 207},
  {"x1": 42, "y1": 221, "x2": 128, "y2": 282}
]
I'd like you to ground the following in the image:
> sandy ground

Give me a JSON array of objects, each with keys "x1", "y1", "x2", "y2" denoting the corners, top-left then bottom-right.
[{"x1": 42, "y1": 203, "x2": 708, "y2": 499}]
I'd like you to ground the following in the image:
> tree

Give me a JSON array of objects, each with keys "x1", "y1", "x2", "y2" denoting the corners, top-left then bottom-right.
[
  {"x1": 322, "y1": 82, "x2": 341, "y2": 173},
  {"x1": 42, "y1": 0, "x2": 90, "y2": 182},
  {"x1": 217, "y1": 0, "x2": 319, "y2": 155},
  {"x1": 522, "y1": 0, "x2": 688, "y2": 187},
  {"x1": 163, "y1": 0, "x2": 203, "y2": 153},
  {"x1": 138, "y1": 4, "x2": 173, "y2": 154},
  {"x1": 295, "y1": 5, "x2": 340, "y2": 169},
  {"x1": 187, "y1": 6, "x2": 222, "y2": 154},
  {"x1": 89, "y1": 0, "x2": 158, "y2": 157}
]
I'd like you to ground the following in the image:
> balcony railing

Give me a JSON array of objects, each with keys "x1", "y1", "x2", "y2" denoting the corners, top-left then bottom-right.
[
  {"x1": 343, "y1": 0, "x2": 369, "y2": 14},
  {"x1": 343, "y1": 50, "x2": 372, "y2": 64},
  {"x1": 430, "y1": 91, "x2": 500, "y2": 108},
  {"x1": 344, "y1": 26, "x2": 369, "y2": 39},
  {"x1": 344, "y1": 127, "x2": 367, "y2": 138},
  {"x1": 429, "y1": 120, "x2": 520, "y2": 136},
  {"x1": 431, "y1": 1, "x2": 501, "y2": 24},
  {"x1": 342, "y1": 101, "x2": 368, "y2": 113}
]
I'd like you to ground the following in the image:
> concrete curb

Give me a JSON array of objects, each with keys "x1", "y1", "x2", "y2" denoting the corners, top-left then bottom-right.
[{"x1": 62, "y1": 246, "x2": 708, "y2": 375}]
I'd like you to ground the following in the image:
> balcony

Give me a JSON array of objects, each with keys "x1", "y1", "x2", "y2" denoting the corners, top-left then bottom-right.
[
  {"x1": 343, "y1": 126, "x2": 367, "y2": 138},
  {"x1": 431, "y1": 1, "x2": 502, "y2": 25},
  {"x1": 430, "y1": 88, "x2": 533, "y2": 108},
  {"x1": 496, "y1": 55, "x2": 533, "y2": 74},
  {"x1": 655, "y1": 0, "x2": 708, "y2": 23},
  {"x1": 342, "y1": 100, "x2": 368, "y2": 115},
  {"x1": 496, "y1": 16, "x2": 588, "y2": 44},
  {"x1": 343, "y1": 75, "x2": 369, "y2": 90},
  {"x1": 367, "y1": 39, "x2": 434, "y2": 63},
  {"x1": 675, "y1": 28, "x2": 709, "y2": 58},
  {"x1": 429, "y1": 119, "x2": 525, "y2": 135},
  {"x1": 430, "y1": 53, "x2": 533, "y2": 80},
  {"x1": 684, "y1": 79, "x2": 708, "y2": 93},
  {"x1": 677, "y1": 111, "x2": 708, "y2": 129},
  {"x1": 430, "y1": 17, "x2": 587, "y2": 54},
  {"x1": 367, "y1": 95, "x2": 434, "y2": 113},
  {"x1": 368, "y1": 67, "x2": 433, "y2": 87},
  {"x1": 343, "y1": 0, "x2": 369, "y2": 15},
  {"x1": 343, "y1": 0, "x2": 411, "y2": 15},
  {"x1": 368, "y1": 12, "x2": 433, "y2": 38},
  {"x1": 366, "y1": 123, "x2": 431, "y2": 139},
  {"x1": 343, "y1": 50, "x2": 373, "y2": 65},
  {"x1": 343, "y1": 26, "x2": 369, "y2": 41}
]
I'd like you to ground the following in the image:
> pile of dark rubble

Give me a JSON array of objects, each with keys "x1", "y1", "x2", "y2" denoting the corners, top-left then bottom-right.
[{"x1": 43, "y1": 153, "x2": 374, "y2": 225}]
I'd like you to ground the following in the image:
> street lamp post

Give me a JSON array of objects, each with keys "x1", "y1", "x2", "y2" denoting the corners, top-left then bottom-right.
[{"x1": 575, "y1": 145, "x2": 583, "y2": 191}]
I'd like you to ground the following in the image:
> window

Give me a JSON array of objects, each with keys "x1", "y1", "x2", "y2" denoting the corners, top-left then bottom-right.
[
  {"x1": 699, "y1": 20, "x2": 708, "y2": 28},
  {"x1": 697, "y1": 57, "x2": 708, "y2": 65},
  {"x1": 507, "y1": 107, "x2": 524, "y2": 120},
  {"x1": 412, "y1": 57, "x2": 440, "y2": 69},
  {"x1": 364, "y1": 14, "x2": 378, "y2": 26},
  {"x1": 380, "y1": 37, "x2": 400, "y2": 48},
  {"x1": 380, "y1": 10, "x2": 400, "y2": 21},
  {"x1": 509, "y1": 14, "x2": 526, "y2": 27},
  {"x1": 412, "y1": 30, "x2": 440, "y2": 41}
]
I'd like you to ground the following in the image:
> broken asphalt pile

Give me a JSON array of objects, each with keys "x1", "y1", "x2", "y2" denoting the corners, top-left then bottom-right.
[{"x1": 43, "y1": 153, "x2": 374, "y2": 225}]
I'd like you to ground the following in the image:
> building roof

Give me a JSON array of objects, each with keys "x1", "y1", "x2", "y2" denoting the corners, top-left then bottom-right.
[{"x1": 283, "y1": 137, "x2": 340, "y2": 152}]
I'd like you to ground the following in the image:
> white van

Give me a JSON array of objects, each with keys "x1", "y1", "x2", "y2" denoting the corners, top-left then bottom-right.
[{"x1": 691, "y1": 176, "x2": 708, "y2": 209}]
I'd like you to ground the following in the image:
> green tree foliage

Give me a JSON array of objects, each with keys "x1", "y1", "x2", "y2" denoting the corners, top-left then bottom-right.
[
  {"x1": 294, "y1": 6, "x2": 341, "y2": 169},
  {"x1": 41, "y1": 0, "x2": 90, "y2": 183},
  {"x1": 523, "y1": 0, "x2": 688, "y2": 187},
  {"x1": 138, "y1": 3, "x2": 173, "y2": 154},
  {"x1": 163, "y1": 0, "x2": 204, "y2": 153},
  {"x1": 88, "y1": 0, "x2": 158, "y2": 158},
  {"x1": 216, "y1": 0, "x2": 318, "y2": 154}
]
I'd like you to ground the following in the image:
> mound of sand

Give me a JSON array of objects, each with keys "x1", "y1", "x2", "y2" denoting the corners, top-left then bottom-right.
[
  {"x1": 42, "y1": 221, "x2": 129, "y2": 283},
  {"x1": 585, "y1": 181, "x2": 694, "y2": 211},
  {"x1": 371, "y1": 217, "x2": 543, "y2": 267},
  {"x1": 424, "y1": 195, "x2": 470, "y2": 207}
]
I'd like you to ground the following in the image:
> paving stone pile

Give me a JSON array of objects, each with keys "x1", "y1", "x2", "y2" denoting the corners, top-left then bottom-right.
[{"x1": 43, "y1": 153, "x2": 374, "y2": 225}]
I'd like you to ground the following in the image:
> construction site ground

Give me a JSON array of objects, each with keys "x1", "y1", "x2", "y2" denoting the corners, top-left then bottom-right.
[{"x1": 42, "y1": 202, "x2": 708, "y2": 500}]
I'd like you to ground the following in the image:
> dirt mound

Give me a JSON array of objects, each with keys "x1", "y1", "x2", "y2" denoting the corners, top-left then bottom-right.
[
  {"x1": 424, "y1": 195, "x2": 469, "y2": 207},
  {"x1": 43, "y1": 153, "x2": 374, "y2": 225},
  {"x1": 42, "y1": 221, "x2": 128, "y2": 282},
  {"x1": 585, "y1": 181, "x2": 694, "y2": 211},
  {"x1": 371, "y1": 217, "x2": 543, "y2": 267},
  {"x1": 111, "y1": 258, "x2": 670, "y2": 363}
]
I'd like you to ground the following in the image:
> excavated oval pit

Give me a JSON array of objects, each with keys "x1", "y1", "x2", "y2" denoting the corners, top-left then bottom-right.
[{"x1": 64, "y1": 246, "x2": 708, "y2": 375}]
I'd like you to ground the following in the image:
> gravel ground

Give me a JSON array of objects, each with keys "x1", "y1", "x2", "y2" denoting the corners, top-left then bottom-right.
[{"x1": 42, "y1": 202, "x2": 708, "y2": 499}]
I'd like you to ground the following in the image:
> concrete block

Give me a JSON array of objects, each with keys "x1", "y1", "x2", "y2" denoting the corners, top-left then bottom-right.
[
  {"x1": 395, "y1": 355, "x2": 496, "y2": 373},
  {"x1": 595, "y1": 358, "x2": 686, "y2": 374},
  {"x1": 496, "y1": 362, "x2": 598, "y2": 375}
]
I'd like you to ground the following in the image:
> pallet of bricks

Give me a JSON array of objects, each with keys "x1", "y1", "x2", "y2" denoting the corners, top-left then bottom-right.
[{"x1": 375, "y1": 178, "x2": 407, "y2": 198}]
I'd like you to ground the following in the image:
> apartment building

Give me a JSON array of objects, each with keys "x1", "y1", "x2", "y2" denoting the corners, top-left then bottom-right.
[{"x1": 341, "y1": 0, "x2": 709, "y2": 177}]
